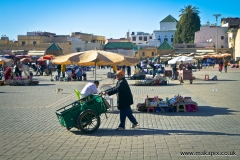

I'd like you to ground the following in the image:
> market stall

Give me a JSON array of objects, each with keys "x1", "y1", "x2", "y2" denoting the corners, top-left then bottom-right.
[
  {"x1": 135, "y1": 74, "x2": 168, "y2": 86},
  {"x1": 137, "y1": 94, "x2": 198, "y2": 113}
]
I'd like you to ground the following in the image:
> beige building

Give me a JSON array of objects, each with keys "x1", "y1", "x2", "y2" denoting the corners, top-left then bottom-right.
[
  {"x1": 235, "y1": 29, "x2": 240, "y2": 61},
  {"x1": 0, "y1": 36, "x2": 10, "y2": 45},
  {"x1": 0, "y1": 32, "x2": 104, "y2": 56},
  {"x1": 136, "y1": 47, "x2": 157, "y2": 59},
  {"x1": 71, "y1": 32, "x2": 105, "y2": 44}
]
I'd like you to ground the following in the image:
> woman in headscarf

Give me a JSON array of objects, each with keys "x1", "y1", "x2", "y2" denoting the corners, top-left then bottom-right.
[{"x1": 4, "y1": 66, "x2": 12, "y2": 80}]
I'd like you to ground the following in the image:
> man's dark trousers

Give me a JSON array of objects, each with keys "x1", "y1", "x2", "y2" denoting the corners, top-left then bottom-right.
[{"x1": 119, "y1": 106, "x2": 137, "y2": 128}]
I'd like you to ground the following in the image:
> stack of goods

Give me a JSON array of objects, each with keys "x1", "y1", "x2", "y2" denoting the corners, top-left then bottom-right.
[
  {"x1": 137, "y1": 94, "x2": 198, "y2": 113},
  {"x1": 135, "y1": 80, "x2": 154, "y2": 86},
  {"x1": 134, "y1": 75, "x2": 168, "y2": 86},
  {"x1": 168, "y1": 94, "x2": 194, "y2": 106},
  {"x1": 5, "y1": 76, "x2": 39, "y2": 86}
]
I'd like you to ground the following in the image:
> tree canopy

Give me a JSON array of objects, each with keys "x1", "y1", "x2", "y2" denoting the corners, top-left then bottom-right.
[{"x1": 174, "y1": 5, "x2": 201, "y2": 44}]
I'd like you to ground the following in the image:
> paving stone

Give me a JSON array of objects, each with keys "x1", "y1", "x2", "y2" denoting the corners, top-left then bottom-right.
[{"x1": 0, "y1": 68, "x2": 240, "y2": 160}]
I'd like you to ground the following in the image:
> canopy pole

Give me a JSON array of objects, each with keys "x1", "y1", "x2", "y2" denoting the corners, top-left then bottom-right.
[{"x1": 95, "y1": 61, "x2": 97, "y2": 80}]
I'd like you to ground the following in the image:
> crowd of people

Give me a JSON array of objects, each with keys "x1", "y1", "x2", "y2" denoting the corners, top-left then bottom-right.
[{"x1": 54, "y1": 64, "x2": 87, "y2": 81}]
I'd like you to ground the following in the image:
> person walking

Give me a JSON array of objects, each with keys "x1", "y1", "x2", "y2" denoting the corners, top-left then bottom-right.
[
  {"x1": 61, "y1": 64, "x2": 66, "y2": 77},
  {"x1": 171, "y1": 63, "x2": 177, "y2": 80},
  {"x1": 103, "y1": 70, "x2": 138, "y2": 130},
  {"x1": 112, "y1": 65, "x2": 117, "y2": 74},
  {"x1": 178, "y1": 61, "x2": 184, "y2": 83},
  {"x1": 223, "y1": 59, "x2": 228, "y2": 73},
  {"x1": 219, "y1": 60, "x2": 223, "y2": 73},
  {"x1": 75, "y1": 66, "x2": 82, "y2": 81},
  {"x1": 57, "y1": 64, "x2": 61, "y2": 78}
]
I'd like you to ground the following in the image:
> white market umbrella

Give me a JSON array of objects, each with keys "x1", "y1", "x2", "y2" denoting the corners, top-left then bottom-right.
[{"x1": 168, "y1": 56, "x2": 196, "y2": 64}]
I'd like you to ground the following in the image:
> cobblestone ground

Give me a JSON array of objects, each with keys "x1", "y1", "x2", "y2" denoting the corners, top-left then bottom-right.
[{"x1": 0, "y1": 67, "x2": 240, "y2": 160}]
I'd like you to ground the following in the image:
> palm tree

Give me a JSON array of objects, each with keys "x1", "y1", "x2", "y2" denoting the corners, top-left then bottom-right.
[
  {"x1": 179, "y1": 5, "x2": 200, "y2": 17},
  {"x1": 174, "y1": 5, "x2": 201, "y2": 43}
]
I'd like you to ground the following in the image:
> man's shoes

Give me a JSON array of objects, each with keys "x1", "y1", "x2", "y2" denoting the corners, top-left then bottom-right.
[
  {"x1": 116, "y1": 127, "x2": 125, "y2": 130},
  {"x1": 131, "y1": 122, "x2": 138, "y2": 128}
]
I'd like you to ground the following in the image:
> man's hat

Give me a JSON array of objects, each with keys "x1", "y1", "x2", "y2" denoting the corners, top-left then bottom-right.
[{"x1": 116, "y1": 70, "x2": 125, "y2": 75}]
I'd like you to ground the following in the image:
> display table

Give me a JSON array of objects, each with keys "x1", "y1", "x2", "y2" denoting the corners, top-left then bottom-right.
[{"x1": 174, "y1": 101, "x2": 198, "y2": 112}]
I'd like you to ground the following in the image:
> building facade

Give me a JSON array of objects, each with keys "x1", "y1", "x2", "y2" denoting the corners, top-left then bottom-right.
[
  {"x1": 0, "y1": 31, "x2": 104, "y2": 56},
  {"x1": 136, "y1": 47, "x2": 157, "y2": 59},
  {"x1": 235, "y1": 29, "x2": 240, "y2": 61},
  {"x1": 194, "y1": 25, "x2": 228, "y2": 49},
  {"x1": 104, "y1": 42, "x2": 137, "y2": 57},
  {"x1": 153, "y1": 15, "x2": 178, "y2": 46},
  {"x1": 131, "y1": 32, "x2": 154, "y2": 45},
  {"x1": 71, "y1": 32, "x2": 105, "y2": 44}
]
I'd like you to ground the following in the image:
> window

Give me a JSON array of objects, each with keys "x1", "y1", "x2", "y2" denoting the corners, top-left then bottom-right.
[
  {"x1": 142, "y1": 52, "x2": 145, "y2": 56},
  {"x1": 22, "y1": 41, "x2": 25, "y2": 45},
  {"x1": 139, "y1": 36, "x2": 142, "y2": 40},
  {"x1": 149, "y1": 36, "x2": 152, "y2": 39},
  {"x1": 221, "y1": 45, "x2": 224, "y2": 48},
  {"x1": 171, "y1": 38, "x2": 173, "y2": 42},
  {"x1": 152, "y1": 52, "x2": 154, "y2": 56},
  {"x1": 132, "y1": 37, "x2": 136, "y2": 41},
  {"x1": 76, "y1": 47, "x2": 81, "y2": 52},
  {"x1": 164, "y1": 38, "x2": 168, "y2": 42},
  {"x1": 33, "y1": 41, "x2": 36, "y2": 45},
  {"x1": 221, "y1": 36, "x2": 224, "y2": 40},
  {"x1": 144, "y1": 37, "x2": 147, "y2": 41}
]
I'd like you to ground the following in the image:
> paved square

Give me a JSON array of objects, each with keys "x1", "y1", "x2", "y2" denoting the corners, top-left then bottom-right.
[{"x1": 0, "y1": 67, "x2": 240, "y2": 160}]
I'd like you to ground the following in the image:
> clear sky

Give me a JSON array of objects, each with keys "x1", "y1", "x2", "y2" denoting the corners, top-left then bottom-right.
[{"x1": 1, "y1": 0, "x2": 239, "y2": 41}]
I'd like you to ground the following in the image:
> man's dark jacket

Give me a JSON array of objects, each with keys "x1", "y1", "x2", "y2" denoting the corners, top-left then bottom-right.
[{"x1": 107, "y1": 77, "x2": 133, "y2": 110}]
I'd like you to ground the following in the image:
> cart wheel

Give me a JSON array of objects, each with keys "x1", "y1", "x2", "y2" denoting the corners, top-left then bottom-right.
[{"x1": 78, "y1": 109, "x2": 100, "y2": 134}]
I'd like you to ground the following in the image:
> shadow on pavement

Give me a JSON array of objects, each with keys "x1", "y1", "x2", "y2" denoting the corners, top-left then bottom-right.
[
  {"x1": 215, "y1": 80, "x2": 239, "y2": 81},
  {"x1": 187, "y1": 82, "x2": 218, "y2": 85},
  {"x1": 70, "y1": 128, "x2": 240, "y2": 136},
  {"x1": 132, "y1": 106, "x2": 239, "y2": 116},
  {"x1": 37, "y1": 84, "x2": 56, "y2": 86},
  {"x1": 129, "y1": 84, "x2": 179, "y2": 87}
]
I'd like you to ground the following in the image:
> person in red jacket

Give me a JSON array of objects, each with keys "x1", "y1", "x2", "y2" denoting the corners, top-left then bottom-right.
[
  {"x1": 219, "y1": 60, "x2": 223, "y2": 73},
  {"x1": 4, "y1": 67, "x2": 12, "y2": 80}
]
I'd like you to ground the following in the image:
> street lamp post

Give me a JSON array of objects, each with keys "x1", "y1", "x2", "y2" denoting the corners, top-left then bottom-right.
[{"x1": 213, "y1": 14, "x2": 221, "y2": 54}]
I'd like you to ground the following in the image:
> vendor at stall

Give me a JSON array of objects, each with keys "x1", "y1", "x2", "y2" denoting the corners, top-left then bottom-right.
[{"x1": 149, "y1": 62, "x2": 156, "y2": 78}]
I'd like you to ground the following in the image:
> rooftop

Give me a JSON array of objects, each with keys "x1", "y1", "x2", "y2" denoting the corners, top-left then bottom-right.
[
  {"x1": 46, "y1": 43, "x2": 62, "y2": 51},
  {"x1": 160, "y1": 15, "x2": 178, "y2": 23},
  {"x1": 157, "y1": 41, "x2": 174, "y2": 50},
  {"x1": 104, "y1": 42, "x2": 137, "y2": 50}
]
